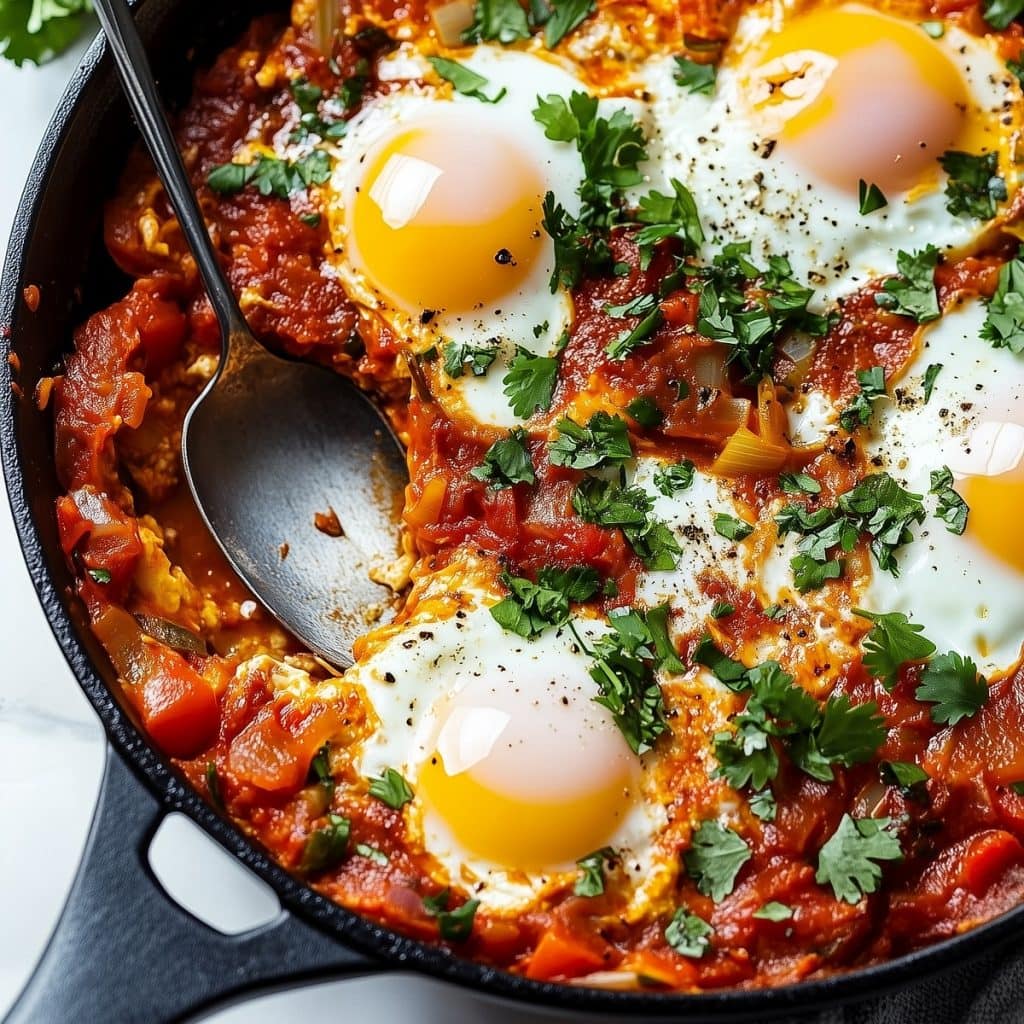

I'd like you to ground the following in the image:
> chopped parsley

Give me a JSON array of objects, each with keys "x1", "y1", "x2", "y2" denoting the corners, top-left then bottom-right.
[
  {"x1": 858, "y1": 180, "x2": 888, "y2": 216},
  {"x1": 915, "y1": 652, "x2": 988, "y2": 725},
  {"x1": 981, "y1": 256, "x2": 1024, "y2": 354},
  {"x1": 422, "y1": 889, "x2": 480, "y2": 941},
  {"x1": 572, "y1": 475, "x2": 681, "y2": 569},
  {"x1": 367, "y1": 767, "x2": 414, "y2": 809},
  {"x1": 673, "y1": 55, "x2": 716, "y2": 95},
  {"x1": 462, "y1": 0, "x2": 530, "y2": 43},
  {"x1": 853, "y1": 609, "x2": 936, "y2": 690},
  {"x1": 940, "y1": 150, "x2": 1007, "y2": 220},
  {"x1": 543, "y1": 0, "x2": 596, "y2": 46},
  {"x1": 470, "y1": 428, "x2": 536, "y2": 489},
  {"x1": 880, "y1": 760, "x2": 929, "y2": 792},
  {"x1": 549, "y1": 412, "x2": 632, "y2": 469},
  {"x1": 428, "y1": 56, "x2": 506, "y2": 103},
  {"x1": 490, "y1": 565, "x2": 601, "y2": 638},
  {"x1": 839, "y1": 365, "x2": 887, "y2": 432},
  {"x1": 87, "y1": 567, "x2": 112, "y2": 584},
  {"x1": 634, "y1": 179, "x2": 704, "y2": 268},
  {"x1": 653, "y1": 459, "x2": 695, "y2": 496},
  {"x1": 205, "y1": 762, "x2": 225, "y2": 813},
  {"x1": 605, "y1": 295, "x2": 664, "y2": 360},
  {"x1": 753, "y1": 901, "x2": 793, "y2": 922},
  {"x1": 310, "y1": 743, "x2": 335, "y2": 799},
  {"x1": 684, "y1": 820, "x2": 751, "y2": 901},
  {"x1": 339, "y1": 59, "x2": 372, "y2": 110},
  {"x1": 442, "y1": 340, "x2": 498, "y2": 379},
  {"x1": 300, "y1": 814, "x2": 350, "y2": 873},
  {"x1": 922, "y1": 362, "x2": 943, "y2": 403},
  {"x1": 749, "y1": 787, "x2": 777, "y2": 821},
  {"x1": 779, "y1": 472, "x2": 821, "y2": 495},
  {"x1": 665, "y1": 908, "x2": 713, "y2": 957},
  {"x1": 574, "y1": 846, "x2": 616, "y2": 896},
  {"x1": 711, "y1": 601, "x2": 735, "y2": 619},
  {"x1": 815, "y1": 814, "x2": 902, "y2": 904},
  {"x1": 874, "y1": 245, "x2": 941, "y2": 323},
  {"x1": 503, "y1": 347, "x2": 559, "y2": 417},
  {"x1": 713, "y1": 512, "x2": 753, "y2": 542},
  {"x1": 207, "y1": 151, "x2": 332, "y2": 199},
  {"x1": 354, "y1": 843, "x2": 389, "y2": 866},
  {"x1": 920, "y1": 20, "x2": 945, "y2": 36},
  {"x1": 625, "y1": 396, "x2": 663, "y2": 427},
  {"x1": 929, "y1": 465, "x2": 969, "y2": 535}
]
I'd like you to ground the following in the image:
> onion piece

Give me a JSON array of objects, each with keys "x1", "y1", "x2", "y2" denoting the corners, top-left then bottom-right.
[
  {"x1": 313, "y1": 0, "x2": 338, "y2": 55},
  {"x1": 712, "y1": 426, "x2": 788, "y2": 477},
  {"x1": 432, "y1": 0, "x2": 475, "y2": 45},
  {"x1": 756, "y1": 377, "x2": 789, "y2": 448},
  {"x1": 693, "y1": 348, "x2": 727, "y2": 388}
]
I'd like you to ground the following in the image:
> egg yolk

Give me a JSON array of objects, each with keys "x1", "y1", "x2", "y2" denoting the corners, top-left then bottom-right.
[
  {"x1": 348, "y1": 115, "x2": 547, "y2": 316},
  {"x1": 955, "y1": 420, "x2": 1024, "y2": 573},
  {"x1": 746, "y1": 6, "x2": 993, "y2": 195},
  {"x1": 417, "y1": 676, "x2": 638, "y2": 871}
]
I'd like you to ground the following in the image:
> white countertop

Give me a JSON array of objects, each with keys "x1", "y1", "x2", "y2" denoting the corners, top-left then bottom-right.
[{"x1": 0, "y1": 31, "x2": 545, "y2": 1024}]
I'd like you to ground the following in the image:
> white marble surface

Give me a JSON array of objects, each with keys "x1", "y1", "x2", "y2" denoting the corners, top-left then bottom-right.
[{"x1": 0, "y1": 31, "x2": 546, "y2": 1024}]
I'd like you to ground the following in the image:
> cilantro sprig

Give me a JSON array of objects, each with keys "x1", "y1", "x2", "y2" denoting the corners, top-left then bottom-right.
[
  {"x1": 981, "y1": 257, "x2": 1024, "y2": 354},
  {"x1": 443, "y1": 340, "x2": 498, "y2": 378},
  {"x1": 874, "y1": 246, "x2": 941, "y2": 323},
  {"x1": 853, "y1": 609, "x2": 936, "y2": 690},
  {"x1": 939, "y1": 150, "x2": 1006, "y2": 221},
  {"x1": 470, "y1": 429, "x2": 536, "y2": 489},
  {"x1": 490, "y1": 565, "x2": 601, "y2": 638},
  {"x1": 915, "y1": 652, "x2": 988, "y2": 725},
  {"x1": 665, "y1": 908, "x2": 713, "y2": 957},
  {"x1": 550, "y1": 412, "x2": 632, "y2": 469},
  {"x1": 684, "y1": 820, "x2": 751, "y2": 900},
  {"x1": 815, "y1": 814, "x2": 902, "y2": 904},
  {"x1": 503, "y1": 347, "x2": 559, "y2": 418}
]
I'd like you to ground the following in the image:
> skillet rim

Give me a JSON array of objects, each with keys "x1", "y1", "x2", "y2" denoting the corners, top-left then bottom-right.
[{"x1": 3, "y1": 6, "x2": 1024, "y2": 1016}]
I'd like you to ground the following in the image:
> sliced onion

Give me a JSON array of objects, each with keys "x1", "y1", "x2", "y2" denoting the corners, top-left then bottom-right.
[
  {"x1": 693, "y1": 348, "x2": 727, "y2": 388},
  {"x1": 567, "y1": 971, "x2": 640, "y2": 990},
  {"x1": 712, "y1": 426, "x2": 788, "y2": 477},
  {"x1": 431, "y1": 0, "x2": 475, "y2": 45}
]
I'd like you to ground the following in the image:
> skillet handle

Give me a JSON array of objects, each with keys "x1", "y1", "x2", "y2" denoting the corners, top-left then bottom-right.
[{"x1": 6, "y1": 745, "x2": 382, "y2": 1024}]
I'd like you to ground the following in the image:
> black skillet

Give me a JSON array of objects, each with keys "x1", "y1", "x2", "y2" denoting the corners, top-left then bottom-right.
[{"x1": 3, "y1": 1, "x2": 1024, "y2": 1020}]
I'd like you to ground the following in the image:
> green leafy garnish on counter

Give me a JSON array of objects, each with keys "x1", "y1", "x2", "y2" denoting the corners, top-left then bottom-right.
[
  {"x1": 367, "y1": 768, "x2": 414, "y2": 809},
  {"x1": 1, "y1": 0, "x2": 91, "y2": 66},
  {"x1": 684, "y1": 820, "x2": 751, "y2": 901},
  {"x1": 815, "y1": 814, "x2": 902, "y2": 904}
]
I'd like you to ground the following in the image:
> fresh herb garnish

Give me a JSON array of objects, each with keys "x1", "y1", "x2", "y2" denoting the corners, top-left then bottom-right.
[
  {"x1": 310, "y1": 743, "x2": 335, "y2": 798},
  {"x1": 490, "y1": 565, "x2": 601, "y2": 638},
  {"x1": 684, "y1": 820, "x2": 751, "y2": 901},
  {"x1": 919, "y1": 20, "x2": 945, "y2": 36},
  {"x1": 874, "y1": 245, "x2": 941, "y2": 323},
  {"x1": 749, "y1": 787, "x2": 777, "y2": 821},
  {"x1": 940, "y1": 150, "x2": 1007, "y2": 220},
  {"x1": 606, "y1": 304, "x2": 664, "y2": 360},
  {"x1": 713, "y1": 512, "x2": 753, "y2": 542},
  {"x1": 634, "y1": 179, "x2": 704, "y2": 268},
  {"x1": 572, "y1": 476, "x2": 681, "y2": 569},
  {"x1": 853, "y1": 609, "x2": 936, "y2": 690},
  {"x1": 915, "y1": 651, "x2": 988, "y2": 725},
  {"x1": 87, "y1": 567, "x2": 112, "y2": 584},
  {"x1": 753, "y1": 901, "x2": 793, "y2": 921},
  {"x1": 625, "y1": 397, "x2": 663, "y2": 427},
  {"x1": 664, "y1": 908, "x2": 713, "y2": 957},
  {"x1": 207, "y1": 151, "x2": 332, "y2": 199},
  {"x1": 779, "y1": 472, "x2": 822, "y2": 495},
  {"x1": 880, "y1": 760, "x2": 929, "y2": 792},
  {"x1": 503, "y1": 346, "x2": 559, "y2": 417},
  {"x1": 673, "y1": 56, "x2": 716, "y2": 95},
  {"x1": 442, "y1": 340, "x2": 498, "y2": 378},
  {"x1": 922, "y1": 362, "x2": 943, "y2": 402},
  {"x1": 205, "y1": 762, "x2": 225, "y2": 813},
  {"x1": 462, "y1": 0, "x2": 531, "y2": 42},
  {"x1": 367, "y1": 767, "x2": 414, "y2": 809},
  {"x1": 981, "y1": 257, "x2": 1024, "y2": 354},
  {"x1": 422, "y1": 889, "x2": 480, "y2": 941},
  {"x1": 428, "y1": 56, "x2": 507, "y2": 103},
  {"x1": 470, "y1": 428, "x2": 536, "y2": 489},
  {"x1": 354, "y1": 843, "x2": 389, "y2": 865},
  {"x1": 858, "y1": 180, "x2": 888, "y2": 215},
  {"x1": 929, "y1": 465, "x2": 969, "y2": 535},
  {"x1": 543, "y1": 0, "x2": 596, "y2": 46},
  {"x1": 574, "y1": 846, "x2": 616, "y2": 896},
  {"x1": 653, "y1": 459, "x2": 696, "y2": 496},
  {"x1": 839, "y1": 365, "x2": 886, "y2": 432},
  {"x1": 711, "y1": 601, "x2": 735, "y2": 619},
  {"x1": 815, "y1": 814, "x2": 902, "y2": 904},
  {"x1": 549, "y1": 412, "x2": 632, "y2": 469},
  {"x1": 300, "y1": 814, "x2": 350, "y2": 873}
]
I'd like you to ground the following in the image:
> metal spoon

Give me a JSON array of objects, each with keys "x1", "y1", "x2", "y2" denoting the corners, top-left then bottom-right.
[{"x1": 92, "y1": 0, "x2": 408, "y2": 668}]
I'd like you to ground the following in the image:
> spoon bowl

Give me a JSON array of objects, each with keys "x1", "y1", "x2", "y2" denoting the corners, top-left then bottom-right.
[{"x1": 93, "y1": 0, "x2": 407, "y2": 668}]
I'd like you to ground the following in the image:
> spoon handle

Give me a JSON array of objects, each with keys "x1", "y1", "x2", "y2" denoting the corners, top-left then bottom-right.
[{"x1": 91, "y1": 0, "x2": 248, "y2": 340}]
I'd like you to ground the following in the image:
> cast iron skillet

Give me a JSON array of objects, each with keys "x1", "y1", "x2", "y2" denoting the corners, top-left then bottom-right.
[{"x1": 4, "y1": 2, "x2": 1024, "y2": 1020}]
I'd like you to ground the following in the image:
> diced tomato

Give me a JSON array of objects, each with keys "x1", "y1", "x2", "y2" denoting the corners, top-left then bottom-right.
[
  {"x1": 525, "y1": 925, "x2": 611, "y2": 980},
  {"x1": 942, "y1": 673, "x2": 1024, "y2": 786},
  {"x1": 137, "y1": 644, "x2": 220, "y2": 757},
  {"x1": 660, "y1": 290, "x2": 699, "y2": 327},
  {"x1": 56, "y1": 487, "x2": 143, "y2": 595}
]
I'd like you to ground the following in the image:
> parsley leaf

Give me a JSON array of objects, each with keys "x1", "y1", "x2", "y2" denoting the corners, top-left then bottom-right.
[
  {"x1": 684, "y1": 820, "x2": 751, "y2": 901},
  {"x1": 713, "y1": 512, "x2": 753, "y2": 542},
  {"x1": 665, "y1": 908, "x2": 713, "y2": 957},
  {"x1": 0, "y1": 0, "x2": 90, "y2": 66},
  {"x1": 503, "y1": 346, "x2": 559, "y2": 417},
  {"x1": 692, "y1": 634, "x2": 749, "y2": 689},
  {"x1": 981, "y1": 257, "x2": 1024, "y2": 354},
  {"x1": 428, "y1": 56, "x2": 506, "y2": 103},
  {"x1": 462, "y1": 0, "x2": 530, "y2": 43},
  {"x1": 442, "y1": 340, "x2": 498, "y2": 378},
  {"x1": 87, "y1": 567, "x2": 112, "y2": 584},
  {"x1": 915, "y1": 652, "x2": 988, "y2": 725},
  {"x1": 490, "y1": 565, "x2": 601, "y2": 638},
  {"x1": 940, "y1": 150, "x2": 1007, "y2": 220},
  {"x1": 815, "y1": 814, "x2": 902, "y2": 904},
  {"x1": 780, "y1": 472, "x2": 821, "y2": 495},
  {"x1": 922, "y1": 362, "x2": 943, "y2": 403},
  {"x1": 880, "y1": 760, "x2": 929, "y2": 791},
  {"x1": 634, "y1": 179, "x2": 704, "y2": 268},
  {"x1": 300, "y1": 814, "x2": 350, "y2": 873},
  {"x1": 654, "y1": 459, "x2": 695, "y2": 496},
  {"x1": 354, "y1": 843, "x2": 389, "y2": 865},
  {"x1": 858, "y1": 180, "x2": 888, "y2": 216},
  {"x1": 574, "y1": 846, "x2": 616, "y2": 896},
  {"x1": 711, "y1": 601, "x2": 735, "y2": 619},
  {"x1": 605, "y1": 294, "x2": 663, "y2": 359},
  {"x1": 753, "y1": 901, "x2": 793, "y2": 921},
  {"x1": 572, "y1": 476, "x2": 681, "y2": 569},
  {"x1": 539, "y1": 192, "x2": 610, "y2": 290},
  {"x1": 549, "y1": 412, "x2": 632, "y2": 469},
  {"x1": 791, "y1": 554, "x2": 842, "y2": 592},
  {"x1": 207, "y1": 151, "x2": 332, "y2": 199},
  {"x1": 874, "y1": 245, "x2": 941, "y2": 323},
  {"x1": 749, "y1": 788, "x2": 777, "y2": 821},
  {"x1": 839, "y1": 365, "x2": 887, "y2": 432},
  {"x1": 470, "y1": 428, "x2": 536, "y2": 489},
  {"x1": 544, "y1": 0, "x2": 596, "y2": 47},
  {"x1": 673, "y1": 55, "x2": 716, "y2": 95},
  {"x1": 422, "y1": 889, "x2": 480, "y2": 941},
  {"x1": 367, "y1": 767, "x2": 414, "y2": 809},
  {"x1": 625, "y1": 397, "x2": 663, "y2": 427},
  {"x1": 853, "y1": 608, "x2": 936, "y2": 689},
  {"x1": 929, "y1": 465, "x2": 969, "y2": 535}
]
